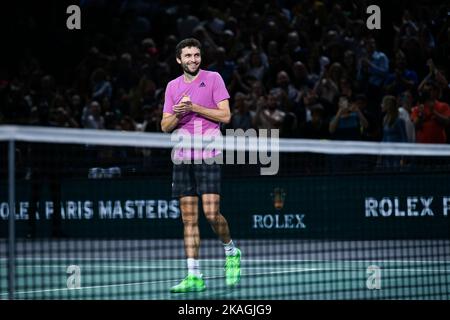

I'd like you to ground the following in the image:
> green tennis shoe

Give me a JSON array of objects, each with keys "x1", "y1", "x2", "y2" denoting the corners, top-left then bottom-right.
[
  {"x1": 170, "y1": 274, "x2": 206, "y2": 293},
  {"x1": 225, "y1": 248, "x2": 241, "y2": 286}
]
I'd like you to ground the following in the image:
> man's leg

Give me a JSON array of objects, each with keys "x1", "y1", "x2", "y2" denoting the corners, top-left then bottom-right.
[
  {"x1": 201, "y1": 194, "x2": 231, "y2": 244},
  {"x1": 201, "y1": 193, "x2": 241, "y2": 286},
  {"x1": 171, "y1": 195, "x2": 205, "y2": 293},
  {"x1": 180, "y1": 196, "x2": 200, "y2": 260}
]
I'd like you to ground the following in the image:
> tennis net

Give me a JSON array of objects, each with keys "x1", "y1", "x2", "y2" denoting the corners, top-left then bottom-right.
[{"x1": 1, "y1": 125, "x2": 450, "y2": 300}]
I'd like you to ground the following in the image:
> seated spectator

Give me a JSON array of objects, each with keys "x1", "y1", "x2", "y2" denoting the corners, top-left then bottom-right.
[
  {"x1": 292, "y1": 61, "x2": 317, "y2": 91},
  {"x1": 246, "y1": 81, "x2": 266, "y2": 111},
  {"x1": 82, "y1": 101, "x2": 105, "y2": 129},
  {"x1": 246, "y1": 50, "x2": 268, "y2": 82},
  {"x1": 138, "y1": 105, "x2": 161, "y2": 132},
  {"x1": 120, "y1": 116, "x2": 137, "y2": 131},
  {"x1": 254, "y1": 92, "x2": 285, "y2": 133},
  {"x1": 228, "y1": 92, "x2": 254, "y2": 131},
  {"x1": 50, "y1": 107, "x2": 79, "y2": 128},
  {"x1": 208, "y1": 47, "x2": 236, "y2": 85},
  {"x1": 283, "y1": 31, "x2": 308, "y2": 64},
  {"x1": 275, "y1": 70, "x2": 299, "y2": 105}
]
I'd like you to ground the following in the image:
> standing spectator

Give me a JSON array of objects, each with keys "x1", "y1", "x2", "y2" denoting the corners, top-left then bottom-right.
[
  {"x1": 303, "y1": 105, "x2": 329, "y2": 140},
  {"x1": 91, "y1": 68, "x2": 112, "y2": 101},
  {"x1": 381, "y1": 95, "x2": 407, "y2": 143},
  {"x1": 343, "y1": 49, "x2": 358, "y2": 83},
  {"x1": 384, "y1": 50, "x2": 418, "y2": 96},
  {"x1": 357, "y1": 37, "x2": 389, "y2": 110},
  {"x1": 329, "y1": 95, "x2": 369, "y2": 141},
  {"x1": 418, "y1": 59, "x2": 449, "y2": 101},
  {"x1": 379, "y1": 98, "x2": 408, "y2": 170},
  {"x1": 397, "y1": 91, "x2": 416, "y2": 143},
  {"x1": 411, "y1": 89, "x2": 450, "y2": 144},
  {"x1": 328, "y1": 95, "x2": 369, "y2": 173},
  {"x1": 315, "y1": 62, "x2": 341, "y2": 115}
]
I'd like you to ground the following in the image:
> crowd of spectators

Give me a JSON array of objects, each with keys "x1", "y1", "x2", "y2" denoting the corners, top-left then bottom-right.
[{"x1": 1, "y1": 0, "x2": 449, "y2": 145}]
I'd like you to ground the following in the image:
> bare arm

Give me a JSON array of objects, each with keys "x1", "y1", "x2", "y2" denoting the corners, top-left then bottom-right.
[
  {"x1": 329, "y1": 109, "x2": 343, "y2": 134},
  {"x1": 418, "y1": 73, "x2": 433, "y2": 92},
  {"x1": 189, "y1": 100, "x2": 231, "y2": 124},
  {"x1": 161, "y1": 111, "x2": 181, "y2": 133}
]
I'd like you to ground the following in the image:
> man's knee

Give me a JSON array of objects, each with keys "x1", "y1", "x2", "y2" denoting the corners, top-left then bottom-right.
[
  {"x1": 182, "y1": 213, "x2": 198, "y2": 226},
  {"x1": 204, "y1": 210, "x2": 222, "y2": 225}
]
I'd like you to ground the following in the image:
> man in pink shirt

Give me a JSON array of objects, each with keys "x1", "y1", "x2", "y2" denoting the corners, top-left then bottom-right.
[{"x1": 161, "y1": 38, "x2": 241, "y2": 293}]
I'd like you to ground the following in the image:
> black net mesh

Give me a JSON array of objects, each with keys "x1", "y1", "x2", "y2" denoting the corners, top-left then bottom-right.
[{"x1": 1, "y1": 138, "x2": 449, "y2": 299}]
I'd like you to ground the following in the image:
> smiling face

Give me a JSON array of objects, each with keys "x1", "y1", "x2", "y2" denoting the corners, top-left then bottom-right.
[{"x1": 177, "y1": 46, "x2": 201, "y2": 77}]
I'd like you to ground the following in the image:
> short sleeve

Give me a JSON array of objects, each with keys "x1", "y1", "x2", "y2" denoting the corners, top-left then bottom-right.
[
  {"x1": 212, "y1": 73, "x2": 230, "y2": 106},
  {"x1": 439, "y1": 103, "x2": 450, "y2": 117},
  {"x1": 163, "y1": 82, "x2": 175, "y2": 114}
]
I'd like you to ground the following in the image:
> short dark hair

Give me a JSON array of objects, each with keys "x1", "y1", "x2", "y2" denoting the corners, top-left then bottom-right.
[{"x1": 175, "y1": 38, "x2": 202, "y2": 59}]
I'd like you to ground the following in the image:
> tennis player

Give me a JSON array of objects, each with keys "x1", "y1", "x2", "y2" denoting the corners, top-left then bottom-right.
[{"x1": 161, "y1": 38, "x2": 241, "y2": 293}]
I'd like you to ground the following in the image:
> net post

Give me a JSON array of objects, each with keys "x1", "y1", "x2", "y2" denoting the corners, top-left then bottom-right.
[{"x1": 8, "y1": 139, "x2": 16, "y2": 300}]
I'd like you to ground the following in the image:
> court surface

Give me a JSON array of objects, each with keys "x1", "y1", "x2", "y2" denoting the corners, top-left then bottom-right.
[{"x1": 1, "y1": 239, "x2": 449, "y2": 299}]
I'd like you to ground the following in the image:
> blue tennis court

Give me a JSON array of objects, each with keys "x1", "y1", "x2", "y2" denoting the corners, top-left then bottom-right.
[{"x1": 2, "y1": 239, "x2": 449, "y2": 299}]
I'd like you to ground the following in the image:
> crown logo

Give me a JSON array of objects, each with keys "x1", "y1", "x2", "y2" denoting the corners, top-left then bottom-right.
[{"x1": 271, "y1": 187, "x2": 286, "y2": 210}]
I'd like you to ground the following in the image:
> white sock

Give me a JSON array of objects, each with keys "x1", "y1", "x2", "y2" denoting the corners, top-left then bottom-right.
[
  {"x1": 223, "y1": 240, "x2": 238, "y2": 256},
  {"x1": 187, "y1": 258, "x2": 201, "y2": 277}
]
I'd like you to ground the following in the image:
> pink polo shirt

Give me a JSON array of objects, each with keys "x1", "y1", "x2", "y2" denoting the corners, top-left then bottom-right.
[{"x1": 163, "y1": 69, "x2": 230, "y2": 160}]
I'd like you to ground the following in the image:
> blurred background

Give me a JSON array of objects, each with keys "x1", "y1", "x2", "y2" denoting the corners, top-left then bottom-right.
[{"x1": 0, "y1": 0, "x2": 448, "y2": 142}]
